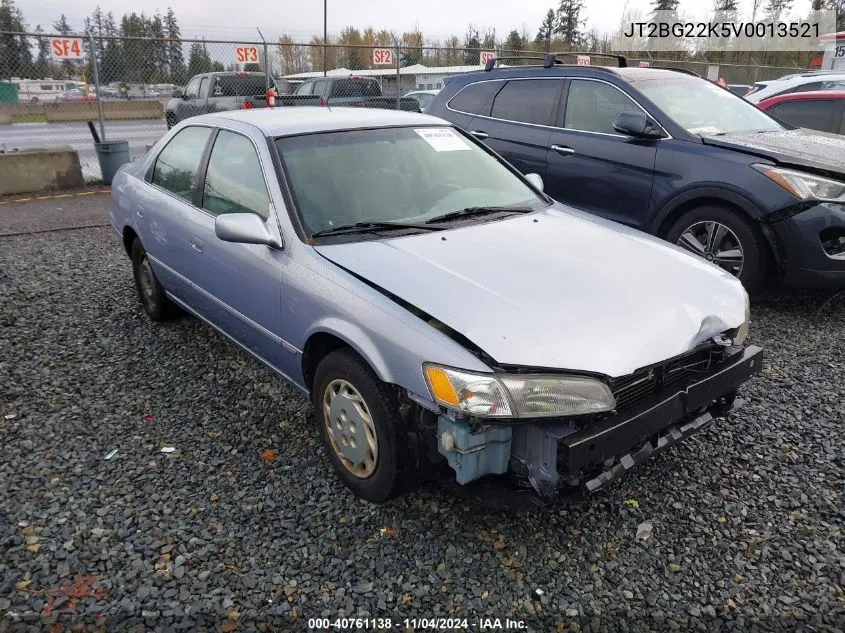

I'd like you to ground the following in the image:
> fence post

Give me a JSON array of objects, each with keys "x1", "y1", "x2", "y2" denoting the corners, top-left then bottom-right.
[
  {"x1": 257, "y1": 28, "x2": 269, "y2": 93},
  {"x1": 88, "y1": 32, "x2": 106, "y2": 142},
  {"x1": 395, "y1": 38, "x2": 401, "y2": 110}
]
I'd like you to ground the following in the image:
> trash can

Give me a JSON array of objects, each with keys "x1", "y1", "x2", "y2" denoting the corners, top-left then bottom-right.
[{"x1": 94, "y1": 140, "x2": 130, "y2": 185}]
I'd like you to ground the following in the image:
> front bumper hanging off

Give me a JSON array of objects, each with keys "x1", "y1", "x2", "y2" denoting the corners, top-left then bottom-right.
[
  {"x1": 522, "y1": 345, "x2": 764, "y2": 497},
  {"x1": 436, "y1": 345, "x2": 764, "y2": 502}
]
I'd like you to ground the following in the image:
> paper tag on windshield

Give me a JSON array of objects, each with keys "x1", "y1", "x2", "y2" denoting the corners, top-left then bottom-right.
[{"x1": 415, "y1": 128, "x2": 471, "y2": 152}]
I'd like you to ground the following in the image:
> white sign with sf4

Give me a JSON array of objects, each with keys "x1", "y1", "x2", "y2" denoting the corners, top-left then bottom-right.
[
  {"x1": 51, "y1": 38, "x2": 83, "y2": 59},
  {"x1": 415, "y1": 128, "x2": 471, "y2": 152}
]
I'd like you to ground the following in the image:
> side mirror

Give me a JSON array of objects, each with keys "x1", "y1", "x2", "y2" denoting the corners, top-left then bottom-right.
[
  {"x1": 172, "y1": 88, "x2": 183, "y2": 98},
  {"x1": 613, "y1": 111, "x2": 663, "y2": 139},
  {"x1": 524, "y1": 173, "x2": 544, "y2": 192},
  {"x1": 215, "y1": 213, "x2": 281, "y2": 248}
]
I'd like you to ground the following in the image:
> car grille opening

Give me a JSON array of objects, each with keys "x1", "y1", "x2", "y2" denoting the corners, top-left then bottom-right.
[{"x1": 609, "y1": 345, "x2": 720, "y2": 412}]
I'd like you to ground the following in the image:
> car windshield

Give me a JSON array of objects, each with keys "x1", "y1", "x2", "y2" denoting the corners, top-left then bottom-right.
[
  {"x1": 635, "y1": 77, "x2": 783, "y2": 135},
  {"x1": 276, "y1": 126, "x2": 546, "y2": 236}
]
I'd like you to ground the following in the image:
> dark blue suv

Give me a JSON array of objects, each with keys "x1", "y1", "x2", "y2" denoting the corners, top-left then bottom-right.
[{"x1": 426, "y1": 55, "x2": 845, "y2": 290}]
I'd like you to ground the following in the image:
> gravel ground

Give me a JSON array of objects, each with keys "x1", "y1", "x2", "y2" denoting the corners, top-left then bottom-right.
[{"x1": 1, "y1": 227, "x2": 843, "y2": 633}]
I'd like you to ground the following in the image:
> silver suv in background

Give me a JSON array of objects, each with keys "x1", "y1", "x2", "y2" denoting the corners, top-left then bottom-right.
[{"x1": 745, "y1": 71, "x2": 845, "y2": 103}]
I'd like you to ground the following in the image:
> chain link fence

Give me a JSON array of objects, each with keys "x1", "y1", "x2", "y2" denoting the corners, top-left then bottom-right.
[{"x1": 1, "y1": 30, "x2": 811, "y2": 182}]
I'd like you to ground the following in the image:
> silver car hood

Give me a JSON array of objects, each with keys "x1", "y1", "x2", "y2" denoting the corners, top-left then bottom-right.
[{"x1": 314, "y1": 207, "x2": 747, "y2": 378}]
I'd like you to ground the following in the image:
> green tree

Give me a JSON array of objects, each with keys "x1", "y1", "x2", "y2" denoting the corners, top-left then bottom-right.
[
  {"x1": 651, "y1": 0, "x2": 679, "y2": 9},
  {"x1": 555, "y1": 0, "x2": 585, "y2": 46},
  {"x1": 100, "y1": 11, "x2": 124, "y2": 84},
  {"x1": 338, "y1": 26, "x2": 363, "y2": 70},
  {"x1": 504, "y1": 29, "x2": 526, "y2": 52},
  {"x1": 164, "y1": 8, "x2": 186, "y2": 83},
  {"x1": 535, "y1": 8, "x2": 556, "y2": 51},
  {"x1": 462, "y1": 25, "x2": 481, "y2": 65},
  {"x1": 763, "y1": 0, "x2": 793, "y2": 20},
  {"x1": 33, "y1": 25, "x2": 52, "y2": 78},
  {"x1": 0, "y1": 0, "x2": 32, "y2": 79},
  {"x1": 187, "y1": 40, "x2": 213, "y2": 76}
]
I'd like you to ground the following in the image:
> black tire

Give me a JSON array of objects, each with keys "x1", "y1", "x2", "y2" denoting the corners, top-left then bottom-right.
[
  {"x1": 312, "y1": 348, "x2": 416, "y2": 502},
  {"x1": 664, "y1": 205, "x2": 769, "y2": 292},
  {"x1": 165, "y1": 112, "x2": 177, "y2": 129},
  {"x1": 130, "y1": 239, "x2": 176, "y2": 321}
]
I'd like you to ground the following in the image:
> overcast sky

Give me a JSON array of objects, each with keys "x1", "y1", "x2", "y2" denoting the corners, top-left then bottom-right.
[{"x1": 19, "y1": 0, "x2": 816, "y2": 42}]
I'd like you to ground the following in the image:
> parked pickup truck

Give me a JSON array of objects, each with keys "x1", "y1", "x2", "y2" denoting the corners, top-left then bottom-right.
[
  {"x1": 292, "y1": 75, "x2": 420, "y2": 110},
  {"x1": 165, "y1": 72, "x2": 322, "y2": 128}
]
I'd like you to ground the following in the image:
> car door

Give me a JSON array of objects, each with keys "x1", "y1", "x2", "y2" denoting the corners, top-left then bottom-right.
[
  {"x1": 139, "y1": 125, "x2": 214, "y2": 300},
  {"x1": 174, "y1": 75, "x2": 204, "y2": 122},
  {"x1": 767, "y1": 98, "x2": 845, "y2": 135},
  {"x1": 180, "y1": 128, "x2": 298, "y2": 379},
  {"x1": 545, "y1": 78, "x2": 660, "y2": 228},
  {"x1": 197, "y1": 76, "x2": 211, "y2": 114},
  {"x1": 466, "y1": 79, "x2": 563, "y2": 180}
]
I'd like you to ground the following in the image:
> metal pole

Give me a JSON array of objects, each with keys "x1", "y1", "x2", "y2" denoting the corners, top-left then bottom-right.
[
  {"x1": 88, "y1": 32, "x2": 106, "y2": 142},
  {"x1": 395, "y1": 37, "x2": 400, "y2": 110},
  {"x1": 323, "y1": 0, "x2": 327, "y2": 76},
  {"x1": 257, "y1": 28, "x2": 269, "y2": 93}
]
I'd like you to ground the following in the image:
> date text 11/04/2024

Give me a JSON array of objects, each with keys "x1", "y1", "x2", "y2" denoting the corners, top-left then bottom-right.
[{"x1": 307, "y1": 618, "x2": 528, "y2": 630}]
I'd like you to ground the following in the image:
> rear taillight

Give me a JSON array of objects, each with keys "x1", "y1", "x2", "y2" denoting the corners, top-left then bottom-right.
[
  {"x1": 241, "y1": 101, "x2": 254, "y2": 109},
  {"x1": 354, "y1": 101, "x2": 366, "y2": 107},
  {"x1": 321, "y1": 98, "x2": 328, "y2": 106}
]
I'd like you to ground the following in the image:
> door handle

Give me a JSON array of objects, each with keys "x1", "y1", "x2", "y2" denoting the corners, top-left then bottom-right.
[
  {"x1": 470, "y1": 130, "x2": 489, "y2": 140},
  {"x1": 190, "y1": 242, "x2": 203, "y2": 253},
  {"x1": 135, "y1": 208, "x2": 144, "y2": 219},
  {"x1": 550, "y1": 145, "x2": 576, "y2": 156}
]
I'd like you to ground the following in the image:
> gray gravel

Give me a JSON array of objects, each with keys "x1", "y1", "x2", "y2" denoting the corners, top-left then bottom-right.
[{"x1": 1, "y1": 227, "x2": 843, "y2": 632}]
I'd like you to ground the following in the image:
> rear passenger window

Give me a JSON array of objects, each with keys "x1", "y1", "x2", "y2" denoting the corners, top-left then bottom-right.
[
  {"x1": 768, "y1": 100, "x2": 842, "y2": 134},
  {"x1": 151, "y1": 126, "x2": 211, "y2": 201},
  {"x1": 202, "y1": 130, "x2": 270, "y2": 218},
  {"x1": 448, "y1": 81, "x2": 502, "y2": 116},
  {"x1": 564, "y1": 80, "x2": 642, "y2": 135},
  {"x1": 490, "y1": 79, "x2": 562, "y2": 126}
]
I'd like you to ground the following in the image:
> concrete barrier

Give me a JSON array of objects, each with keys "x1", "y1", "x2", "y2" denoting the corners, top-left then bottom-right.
[
  {"x1": 0, "y1": 146, "x2": 84, "y2": 195},
  {"x1": 44, "y1": 100, "x2": 164, "y2": 122},
  {"x1": 0, "y1": 100, "x2": 164, "y2": 123}
]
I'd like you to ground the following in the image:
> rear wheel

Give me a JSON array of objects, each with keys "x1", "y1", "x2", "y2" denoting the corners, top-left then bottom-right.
[
  {"x1": 130, "y1": 239, "x2": 176, "y2": 321},
  {"x1": 665, "y1": 205, "x2": 768, "y2": 291},
  {"x1": 312, "y1": 348, "x2": 415, "y2": 502},
  {"x1": 165, "y1": 112, "x2": 177, "y2": 129}
]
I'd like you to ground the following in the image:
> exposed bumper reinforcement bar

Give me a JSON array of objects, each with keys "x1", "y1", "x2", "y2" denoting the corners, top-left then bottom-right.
[{"x1": 583, "y1": 399, "x2": 742, "y2": 493}]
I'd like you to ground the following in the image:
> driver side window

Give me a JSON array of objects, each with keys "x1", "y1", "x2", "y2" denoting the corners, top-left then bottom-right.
[
  {"x1": 564, "y1": 80, "x2": 642, "y2": 135},
  {"x1": 184, "y1": 77, "x2": 200, "y2": 99}
]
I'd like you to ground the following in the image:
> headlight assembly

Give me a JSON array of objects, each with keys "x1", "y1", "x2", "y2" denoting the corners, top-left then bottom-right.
[
  {"x1": 423, "y1": 364, "x2": 616, "y2": 418},
  {"x1": 733, "y1": 288, "x2": 750, "y2": 346},
  {"x1": 753, "y1": 164, "x2": 845, "y2": 203}
]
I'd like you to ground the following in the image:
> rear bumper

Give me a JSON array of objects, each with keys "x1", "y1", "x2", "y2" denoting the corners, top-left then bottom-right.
[
  {"x1": 512, "y1": 345, "x2": 763, "y2": 499},
  {"x1": 771, "y1": 203, "x2": 845, "y2": 288}
]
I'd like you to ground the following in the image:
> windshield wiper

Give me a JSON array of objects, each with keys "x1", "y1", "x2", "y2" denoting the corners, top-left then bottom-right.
[
  {"x1": 425, "y1": 206, "x2": 535, "y2": 224},
  {"x1": 310, "y1": 221, "x2": 444, "y2": 238}
]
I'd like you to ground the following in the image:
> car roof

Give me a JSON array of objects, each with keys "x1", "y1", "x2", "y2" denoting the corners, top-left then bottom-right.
[
  {"x1": 196, "y1": 107, "x2": 449, "y2": 136},
  {"x1": 758, "y1": 90, "x2": 845, "y2": 107},
  {"x1": 766, "y1": 72, "x2": 845, "y2": 84},
  {"x1": 454, "y1": 65, "x2": 700, "y2": 84}
]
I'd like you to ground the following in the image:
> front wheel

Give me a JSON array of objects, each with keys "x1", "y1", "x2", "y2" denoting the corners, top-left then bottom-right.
[
  {"x1": 165, "y1": 112, "x2": 177, "y2": 129},
  {"x1": 312, "y1": 348, "x2": 415, "y2": 502},
  {"x1": 665, "y1": 205, "x2": 768, "y2": 292},
  {"x1": 130, "y1": 239, "x2": 177, "y2": 321}
]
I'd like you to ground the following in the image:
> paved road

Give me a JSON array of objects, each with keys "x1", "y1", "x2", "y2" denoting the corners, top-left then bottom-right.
[{"x1": 1, "y1": 120, "x2": 167, "y2": 180}]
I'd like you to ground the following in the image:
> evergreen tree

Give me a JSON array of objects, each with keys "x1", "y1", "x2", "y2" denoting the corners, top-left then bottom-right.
[
  {"x1": 100, "y1": 11, "x2": 124, "y2": 84},
  {"x1": 651, "y1": 0, "x2": 680, "y2": 10},
  {"x1": 164, "y1": 8, "x2": 186, "y2": 83},
  {"x1": 535, "y1": 8, "x2": 556, "y2": 51},
  {"x1": 763, "y1": 0, "x2": 793, "y2": 20},
  {"x1": 555, "y1": 0, "x2": 585, "y2": 46},
  {"x1": 504, "y1": 29, "x2": 526, "y2": 52},
  {"x1": 462, "y1": 25, "x2": 481, "y2": 65},
  {"x1": 187, "y1": 40, "x2": 213, "y2": 76},
  {"x1": 1, "y1": 0, "x2": 32, "y2": 79},
  {"x1": 33, "y1": 25, "x2": 52, "y2": 78}
]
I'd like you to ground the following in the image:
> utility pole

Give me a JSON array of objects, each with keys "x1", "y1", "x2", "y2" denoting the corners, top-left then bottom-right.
[{"x1": 323, "y1": 0, "x2": 327, "y2": 76}]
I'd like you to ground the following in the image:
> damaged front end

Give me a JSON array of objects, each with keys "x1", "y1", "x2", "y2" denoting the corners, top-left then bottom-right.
[{"x1": 413, "y1": 340, "x2": 763, "y2": 502}]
